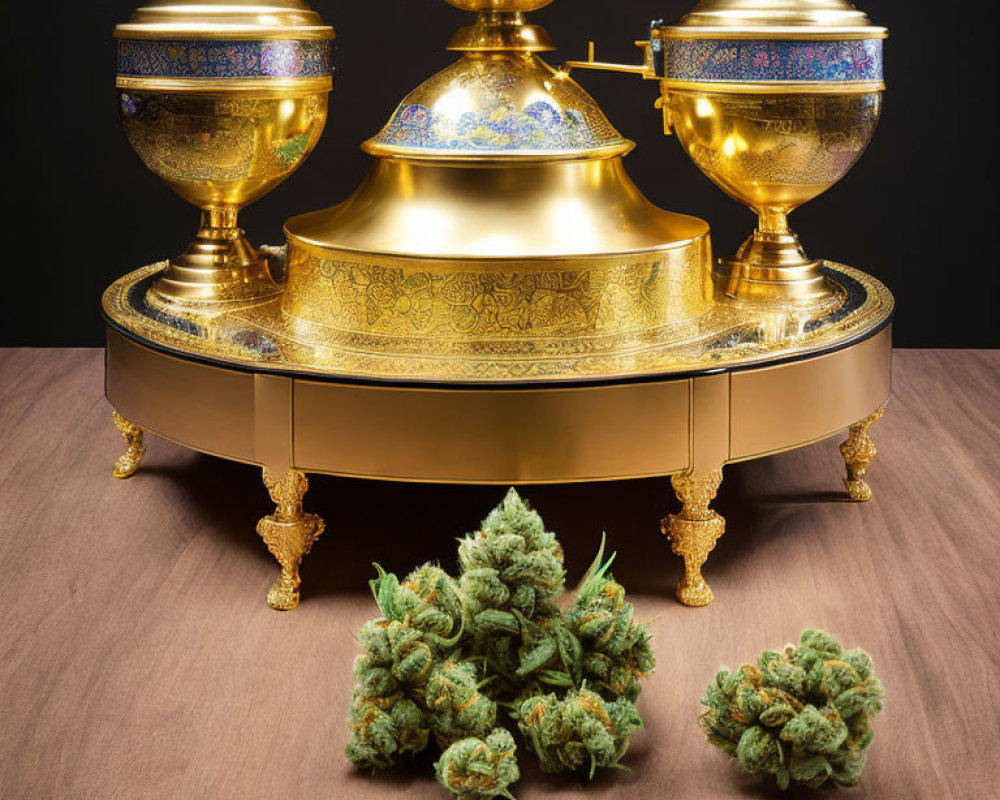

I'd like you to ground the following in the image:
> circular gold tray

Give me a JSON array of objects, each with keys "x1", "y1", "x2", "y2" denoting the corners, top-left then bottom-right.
[
  {"x1": 103, "y1": 260, "x2": 892, "y2": 484},
  {"x1": 104, "y1": 259, "x2": 892, "y2": 385}
]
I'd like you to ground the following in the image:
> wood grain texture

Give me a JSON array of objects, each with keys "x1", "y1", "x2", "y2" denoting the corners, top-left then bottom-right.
[{"x1": 0, "y1": 348, "x2": 997, "y2": 799}]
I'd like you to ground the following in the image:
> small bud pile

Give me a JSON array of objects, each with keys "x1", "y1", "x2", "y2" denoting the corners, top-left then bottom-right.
[
  {"x1": 699, "y1": 629, "x2": 884, "y2": 790},
  {"x1": 345, "y1": 489, "x2": 655, "y2": 799}
]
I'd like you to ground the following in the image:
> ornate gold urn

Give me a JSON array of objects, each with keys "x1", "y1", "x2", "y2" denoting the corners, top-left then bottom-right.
[
  {"x1": 659, "y1": 0, "x2": 886, "y2": 308},
  {"x1": 114, "y1": 0, "x2": 335, "y2": 306},
  {"x1": 568, "y1": 0, "x2": 886, "y2": 309},
  {"x1": 281, "y1": 0, "x2": 714, "y2": 366}
]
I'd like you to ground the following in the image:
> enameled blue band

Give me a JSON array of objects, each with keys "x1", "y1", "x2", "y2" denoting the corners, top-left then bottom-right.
[
  {"x1": 117, "y1": 39, "x2": 333, "y2": 80},
  {"x1": 663, "y1": 38, "x2": 882, "y2": 83},
  {"x1": 373, "y1": 101, "x2": 608, "y2": 153}
]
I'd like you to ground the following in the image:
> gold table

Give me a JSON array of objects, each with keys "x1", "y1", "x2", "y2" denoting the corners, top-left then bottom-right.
[{"x1": 104, "y1": 260, "x2": 892, "y2": 610}]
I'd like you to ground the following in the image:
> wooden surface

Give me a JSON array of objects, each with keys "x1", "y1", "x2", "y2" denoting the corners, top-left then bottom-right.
[{"x1": 0, "y1": 348, "x2": 997, "y2": 799}]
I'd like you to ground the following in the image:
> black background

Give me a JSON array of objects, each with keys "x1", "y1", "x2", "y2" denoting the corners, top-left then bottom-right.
[{"x1": 1, "y1": 1, "x2": 994, "y2": 348}]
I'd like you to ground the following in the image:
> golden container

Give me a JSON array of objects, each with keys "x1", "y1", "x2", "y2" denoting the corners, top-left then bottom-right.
[
  {"x1": 281, "y1": 3, "x2": 714, "y2": 364},
  {"x1": 657, "y1": 0, "x2": 887, "y2": 308},
  {"x1": 115, "y1": 0, "x2": 335, "y2": 306}
]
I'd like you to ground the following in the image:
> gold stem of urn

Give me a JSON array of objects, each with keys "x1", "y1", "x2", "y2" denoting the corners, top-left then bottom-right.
[
  {"x1": 149, "y1": 208, "x2": 278, "y2": 306},
  {"x1": 718, "y1": 205, "x2": 832, "y2": 308}
]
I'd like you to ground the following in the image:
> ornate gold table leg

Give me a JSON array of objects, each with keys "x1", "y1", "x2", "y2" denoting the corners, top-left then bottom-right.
[
  {"x1": 662, "y1": 469, "x2": 726, "y2": 607},
  {"x1": 112, "y1": 411, "x2": 145, "y2": 479},
  {"x1": 840, "y1": 406, "x2": 886, "y2": 502},
  {"x1": 256, "y1": 468, "x2": 325, "y2": 611}
]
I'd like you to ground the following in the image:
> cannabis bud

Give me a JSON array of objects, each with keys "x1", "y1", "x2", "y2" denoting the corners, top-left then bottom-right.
[
  {"x1": 699, "y1": 629, "x2": 884, "y2": 789},
  {"x1": 345, "y1": 489, "x2": 655, "y2": 798},
  {"x1": 516, "y1": 688, "x2": 642, "y2": 778},
  {"x1": 435, "y1": 728, "x2": 520, "y2": 800},
  {"x1": 426, "y1": 660, "x2": 498, "y2": 749},
  {"x1": 567, "y1": 549, "x2": 654, "y2": 703}
]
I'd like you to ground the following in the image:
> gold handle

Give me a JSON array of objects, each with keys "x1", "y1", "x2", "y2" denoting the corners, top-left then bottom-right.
[
  {"x1": 562, "y1": 39, "x2": 657, "y2": 78},
  {"x1": 655, "y1": 92, "x2": 673, "y2": 136}
]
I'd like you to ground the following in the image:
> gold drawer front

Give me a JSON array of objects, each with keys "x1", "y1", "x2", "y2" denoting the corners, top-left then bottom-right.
[
  {"x1": 730, "y1": 327, "x2": 892, "y2": 461},
  {"x1": 106, "y1": 331, "x2": 256, "y2": 463},
  {"x1": 292, "y1": 379, "x2": 692, "y2": 484}
]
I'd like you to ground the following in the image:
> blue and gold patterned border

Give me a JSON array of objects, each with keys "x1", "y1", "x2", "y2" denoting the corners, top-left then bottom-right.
[
  {"x1": 663, "y1": 38, "x2": 882, "y2": 84},
  {"x1": 373, "y1": 101, "x2": 607, "y2": 153},
  {"x1": 117, "y1": 39, "x2": 333, "y2": 80}
]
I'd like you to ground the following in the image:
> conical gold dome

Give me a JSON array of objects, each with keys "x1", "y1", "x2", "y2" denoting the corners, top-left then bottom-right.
[{"x1": 281, "y1": 3, "x2": 714, "y2": 365}]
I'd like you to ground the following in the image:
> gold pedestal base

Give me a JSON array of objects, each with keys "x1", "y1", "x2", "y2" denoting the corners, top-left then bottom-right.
[
  {"x1": 149, "y1": 212, "x2": 279, "y2": 306},
  {"x1": 717, "y1": 229, "x2": 839, "y2": 310}
]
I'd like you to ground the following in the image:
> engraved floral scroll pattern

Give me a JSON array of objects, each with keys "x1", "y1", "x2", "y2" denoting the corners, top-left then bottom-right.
[
  {"x1": 117, "y1": 39, "x2": 333, "y2": 80},
  {"x1": 664, "y1": 38, "x2": 883, "y2": 84},
  {"x1": 282, "y1": 245, "x2": 713, "y2": 351}
]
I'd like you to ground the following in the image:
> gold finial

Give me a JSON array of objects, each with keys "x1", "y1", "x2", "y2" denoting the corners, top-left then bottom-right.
[
  {"x1": 445, "y1": 0, "x2": 556, "y2": 52},
  {"x1": 442, "y1": 0, "x2": 554, "y2": 11}
]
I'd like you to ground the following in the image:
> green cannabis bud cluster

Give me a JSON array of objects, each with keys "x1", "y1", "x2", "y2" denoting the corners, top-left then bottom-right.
[
  {"x1": 699, "y1": 629, "x2": 884, "y2": 790},
  {"x1": 436, "y1": 728, "x2": 520, "y2": 800},
  {"x1": 517, "y1": 688, "x2": 642, "y2": 778},
  {"x1": 345, "y1": 489, "x2": 655, "y2": 799}
]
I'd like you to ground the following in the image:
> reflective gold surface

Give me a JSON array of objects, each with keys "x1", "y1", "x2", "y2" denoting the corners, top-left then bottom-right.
[
  {"x1": 104, "y1": 324, "x2": 892, "y2": 483},
  {"x1": 729, "y1": 326, "x2": 890, "y2": 459},
  {"x1": 667, "y1": 0, "x2": 884, "y2": 36},
  {"x1": 448, "y1": 11, "x2": 554, "y2": 52},
  {"x1": 443, "y1": 0, "x2": 555, "y2": 12},
  {"x1": 104, "y1": 258, "x2": 891, "y2": 382},
  {"x1": 122, "y1": 91, "x2": 329, "y2": 304},
  {"x1": 282, "y1": 240, "x2": 714, "y2": 359},
  {"x1": 282, "y1": 3, "x2": 717, "y2": 359},
  {"x1": 115, "y1": 0, "x2": 334, "y2": 306},
  {"x1": 114, "y1": 0, "x2": 335, "y2": 40},
  {"x1": 286, "y1": 157, "x2": 703, "y2": 258},
  {"x1": 666, "y1": 88, "x2": 882, "y2": 307},
  {"x1": 362, "y1": 52, "x2": 631, "y2": 161}
]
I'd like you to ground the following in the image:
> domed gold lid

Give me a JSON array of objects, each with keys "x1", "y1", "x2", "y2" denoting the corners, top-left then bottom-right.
[
  {"x1": 364, "y1": 55, "x2": 631, "y2": 162},
  {"x1": 665, "y1": 0, "x2": 886, "y2": 38},
  {"x1": 364, "y1": 2, "x2": 629, "y2": 161},
  {"x1": 114, "y1": 0, "x2": 335, "y2": 40}
]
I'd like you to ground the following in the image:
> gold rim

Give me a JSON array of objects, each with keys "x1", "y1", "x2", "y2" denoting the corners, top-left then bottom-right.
[
  {"x1": 661, "y1": 79, "x2": 884, "y2": 95},
  {"x1": 116, "y1": 76, "x2": 333, "y2": 94},
  {"x1": 660, "y1": 27, "x2": 887, "y2": 41},
  {"x1": 113, "y1": 29, "x2": 335, "y2": 42},
  {"x1": 360, "y1": 139, "x2": 635, "y2": 163}
]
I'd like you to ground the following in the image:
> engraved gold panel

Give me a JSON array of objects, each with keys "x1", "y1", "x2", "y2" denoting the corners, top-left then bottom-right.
[
  {"x1": 729, "y1": 326, "x2": 891, "y2": 459},
  {"x1": 122, "y1": 93, "x2": 328, "y2": 213},
  {"x1": 281, "y1": 240, "x2": 714, "y2": 357},
  {"x1": 291, "y1": 379, "x2": 691, "y2": 483}
]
